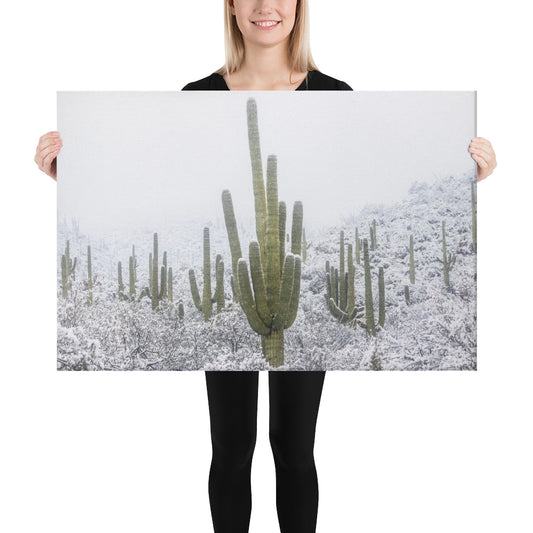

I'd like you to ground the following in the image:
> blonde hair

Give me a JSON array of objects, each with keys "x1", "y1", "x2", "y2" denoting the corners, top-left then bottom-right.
[{"x1": 214, "y1": 0, "x2": 320, "y2": 83}]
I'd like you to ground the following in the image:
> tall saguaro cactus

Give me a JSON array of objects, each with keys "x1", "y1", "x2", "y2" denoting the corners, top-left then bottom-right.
[
  {"x1": 221, "y1": 97, "x2": 303, "y2": 368},
  {"x1": 117, "y1": 261, "x2": 125, "y2": 300},
  {"x1": 438, "y1": 221, "x2": 456, "y2": 288},
  {"x1": 359, "y1": 238, "x2": 385, "y2": 337},
  {"x1": 406, "y1": 234, "x2": 415, "y2": 284},
  {"x1": 370, "y1": 219, "x2": 377, "y2": 250},
  {"x1": 355, "y1": 227, "x2": 361, "y2": 265},
  {"x1": 151, "y1": 232, "x2": 159, "y2": 310},
  {"x1": 60, "y1": 240, "x2": 77, "y2": 299},
  {"x1": 188, "y1": 227, "x2": 225, "y2": 321},
  {"x1": 87, "y1": 245, "x2": 93, "y2": 305},
  {"x1": 129, "y1": 255, "x2": 136, "y2": 299}
]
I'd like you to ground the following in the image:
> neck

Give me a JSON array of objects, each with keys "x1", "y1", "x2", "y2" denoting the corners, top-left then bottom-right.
[{"x1": 237, "y1": 40, "x2": 297, "y2": 86}]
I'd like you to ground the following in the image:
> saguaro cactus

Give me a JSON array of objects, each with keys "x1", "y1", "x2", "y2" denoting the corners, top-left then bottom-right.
[
  {"x1": 151, "y1": 233, "x2": 159, "y2": 310},
  {"x1": 370, "y1": 219, "x2": 377, "y2": 251},
  {"x1": 117, "y1": 261, "x2": 125, "y2": 300},
  {"x1": 128, "y1": 255, "x2": 136, "y2": 299},
  {"x1": 302, "y1": 227, "x2": 308, "y2": 263},
  {"x1": 60, "y1": 240, "x2": 77, "y2": 298},
  {"x1": 131, "y1": 244, "x2": 137, "y2": 282},
  {"x1": 438, "y1": 221, "x2": 456, "y2": 288},
  {"x1": 139, "y1": 232, "x2": 171, "y2": 309},
  {"x1": 325, "y1": 230, "x2": 363, "y2": 326},
  {"x1": 188, "y1": 227, "x2": 225, "y2": 321},
  {"x1": 87, "y1": 245, "x2": 93, "y2": 305},
  {"x1": 221, "y1": 97, "x2": 302, "y2": 368},
  {"x1": 168, "y1": 267, "x2": 173, "y2": 302},
  {"x1": 359, "y1": 238, "x2": 385, "y2": 337},
  {"x1": 406, "y1": 234, "x2": 415, "y2": 284},
  {"x1": 159, "y1": 251, "x2": 168, "y2": 301},
  {"x1": 355, "y1": 227, "x2": 361, "y2": 265}
]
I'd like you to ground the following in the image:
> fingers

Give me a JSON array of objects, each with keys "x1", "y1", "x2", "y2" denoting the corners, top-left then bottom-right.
[
  {"x1": 39, "y1": 136, "x2": 62, "y2": 155},
  {"x1": 471, "y1": 136, "x2": 492, "y2": 147},
  {"x1": 42, "y1": 145, "x2": 60, "y2": 168},
  {"x1": 35, "y1": 131, "x2": 62, "y2": 178},
  {"x1": 35, "y1": 143, "x2": 60, "y2": 170},
  {"x1": 471, "y1": 153, "x2": 488, "y2": 169},
  {"x1": 470, "y1": 138, "x2": 496, "y2": 161},
  {"x1": 39, "y1": 131, "x2": 60, "y2": 142},
  {"x1": 470, "y1": 137, "x2": 497, "y2": 183}
]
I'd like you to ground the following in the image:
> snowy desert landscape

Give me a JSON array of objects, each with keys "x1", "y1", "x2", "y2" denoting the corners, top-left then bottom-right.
[{"x1": 57, "y1": 171, "x2": 477, "y2": 371}]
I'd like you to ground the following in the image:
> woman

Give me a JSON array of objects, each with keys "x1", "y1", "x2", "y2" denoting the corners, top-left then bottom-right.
[{"x1": 34, "y1": 1, "x2": 497, "y2": 532}]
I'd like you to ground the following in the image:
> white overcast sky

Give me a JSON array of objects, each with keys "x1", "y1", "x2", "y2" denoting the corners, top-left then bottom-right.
[{"x1": 57, "y1": 91, "x2": 475, "y2": 236}]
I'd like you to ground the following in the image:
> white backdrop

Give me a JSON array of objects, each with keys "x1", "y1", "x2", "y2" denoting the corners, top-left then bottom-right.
[{"x1": 1, "y1": 1, "x2": 531, "y2": 532}]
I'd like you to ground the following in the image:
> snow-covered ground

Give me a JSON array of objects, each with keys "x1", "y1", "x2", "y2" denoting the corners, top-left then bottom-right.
[{"x1": 57, "y1": 172, "x2": 477, "y2": 371}]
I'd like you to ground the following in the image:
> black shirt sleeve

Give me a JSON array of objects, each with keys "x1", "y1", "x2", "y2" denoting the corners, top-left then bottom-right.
[{"x1": 339, "y1": 80, "x2": 353, "y2": 91}]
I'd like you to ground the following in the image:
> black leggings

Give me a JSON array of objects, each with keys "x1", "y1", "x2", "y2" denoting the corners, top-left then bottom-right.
[{"x1": 205, "y1": 370, "x2": 326, "y2": 533}]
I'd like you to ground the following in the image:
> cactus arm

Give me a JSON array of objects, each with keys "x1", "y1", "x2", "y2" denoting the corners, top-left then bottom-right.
[
  {"x1": 290, "y1": 201, "x2": 303, "y2": 256},
  {"x1": 215, "y1": 255, "x2": 225, "y2": 311},
  {"x1": 221, "y1": 189, "x2": 242, "y2": 302},
  {"x1": 326, "y1": 271, "x2": 332, "y2": 300},
  {"x1": 284, "y1": 254, "x2": 301, "y2": 328},
  {"x1": 278, "y1": 201, "x2": 286, "y2": 278},
  {"x1": 230, "y1": 274, "x2": 237, "y2": 301},
  {"x1": 347, "y1": 243, "x2": 355, "y2": 315},
  {"x1": 363, "y1": 238, "x2": 376, "y2": 336},
  {"x1": 339, "y1": 230, "x2": 346, "y2": 310},
  {"x1": 378, "y1": 266, "x2": 385, "y2": 328},
  {"x1": 188, "y1": 269, "x2": 202, "y2": 312},
  {"x1": 237, "y1": 259, "x2": 271, "y2": 335},
  {"x1": 249, "y1": 241, "x2": 272, "y2": 326},
  {"x1": 159, "y1": 265, "x2": 167, "y2": 300},
  {"x1": 327, "y1": 297, "x2": 350, "y2": 322},
  {"x1": 161, "y1": 251, "x2": 168, "y2": 300},
  {"x1": 271, "y1": 254, "x2": 295, "y2": 330},
  {"x1": 333, "y1": 267, "x2": 339, "y2": 305}
]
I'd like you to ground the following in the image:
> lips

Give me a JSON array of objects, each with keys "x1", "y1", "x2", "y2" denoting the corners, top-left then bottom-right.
[{"x1": 252, "y1": 20, "x2": 281, "y2": 26}]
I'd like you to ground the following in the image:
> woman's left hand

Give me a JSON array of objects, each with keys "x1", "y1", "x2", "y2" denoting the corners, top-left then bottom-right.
[{"x1": 469, "y1": 137, "x2": 497, "y2": 182}]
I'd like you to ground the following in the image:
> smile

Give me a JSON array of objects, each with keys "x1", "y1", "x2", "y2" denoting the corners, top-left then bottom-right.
[{"x1": 252, "y1": 20, "x2": 281, "y2": 29}]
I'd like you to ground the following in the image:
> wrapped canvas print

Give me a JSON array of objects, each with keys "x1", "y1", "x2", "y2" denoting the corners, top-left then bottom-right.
[{"x1": 57, "y1": 91, "x2": 476, "y2": 371}]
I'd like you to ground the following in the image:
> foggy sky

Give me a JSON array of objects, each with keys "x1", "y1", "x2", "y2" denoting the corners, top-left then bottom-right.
[{"x1": 57, "y1": 91, "x2": 476, "y2": 237}]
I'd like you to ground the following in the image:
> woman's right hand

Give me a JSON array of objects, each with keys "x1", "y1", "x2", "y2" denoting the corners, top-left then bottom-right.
[{"x1": 34, "y1": 131, "x2": 62, "y2": 181}]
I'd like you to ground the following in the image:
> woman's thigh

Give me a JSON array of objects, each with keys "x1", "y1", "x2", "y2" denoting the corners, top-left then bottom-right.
[
  {"x1": 205, "y1": 371, "x2": 260, "y2": 460},
  {"x1": 268, "y1": 371, "x2": 326, "y2": 460}
]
